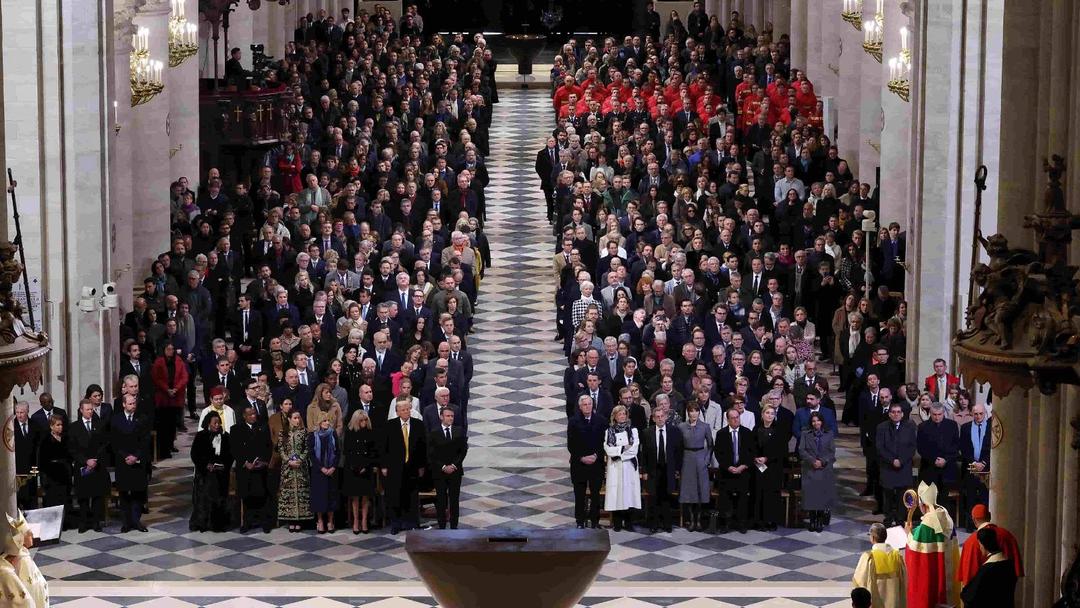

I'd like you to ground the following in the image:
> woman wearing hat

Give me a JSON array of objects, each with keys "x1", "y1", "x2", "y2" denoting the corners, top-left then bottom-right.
[{"x1": 198, "y1": 386, "x2": 236, "y2": 432}]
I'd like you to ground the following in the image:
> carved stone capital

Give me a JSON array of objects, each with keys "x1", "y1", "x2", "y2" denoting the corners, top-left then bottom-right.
[{"x1": 114, "y1": 0, "x2": 149, "y2": 53}]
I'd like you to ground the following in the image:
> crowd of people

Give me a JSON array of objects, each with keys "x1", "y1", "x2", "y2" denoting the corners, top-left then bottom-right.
[
  {"x1": 549, "y1": 3, "x2": 992, "y2": 538},
  {"x1": 13, "y1": 3, "x2": 486, "y2": 536}
]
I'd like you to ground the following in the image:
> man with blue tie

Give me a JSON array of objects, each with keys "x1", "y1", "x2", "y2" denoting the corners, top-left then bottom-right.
[{"x1": 959, "y1": 404, "x2": 991, "y2": 531}]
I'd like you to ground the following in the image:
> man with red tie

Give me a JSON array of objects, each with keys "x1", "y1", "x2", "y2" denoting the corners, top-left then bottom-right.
[{"x1": 923, "y1": 358, "x2": 960, "y2": 401}]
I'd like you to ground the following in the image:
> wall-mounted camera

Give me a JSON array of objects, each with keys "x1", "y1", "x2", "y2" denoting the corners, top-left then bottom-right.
[
  {"x1": 101, "y1": 282, "x2": 119, "y2": 309},
  {"x1": 78, "y1": 286, "x2": 98, "y2": 313}
]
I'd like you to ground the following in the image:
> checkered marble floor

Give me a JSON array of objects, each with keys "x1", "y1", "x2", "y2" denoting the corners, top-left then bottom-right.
[{"x1": 35, "y1": 89, "x2": 877, "y2": 604}]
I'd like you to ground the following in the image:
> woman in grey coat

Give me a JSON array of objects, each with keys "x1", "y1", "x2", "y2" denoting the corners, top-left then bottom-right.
[
  {"x1": 798, "y1": 411, "x2": 836, "y2": 532},
  {"x1": 677, "y1": 403, "x2": 713, "y2": 531}
]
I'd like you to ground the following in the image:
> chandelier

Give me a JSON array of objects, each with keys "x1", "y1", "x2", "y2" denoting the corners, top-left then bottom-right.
[
  {"x1": 887, "y1": 27, "x2": 912, "y2": 102},
  {"x1": 861, "y1": 0, "x2": 883, "y2": 63},
  {"x1": 841, "y1": 0, "x2": 862, "y2": 30},
  {"x1": 130, "y1": 27, "x2": 164, "y2": 107},
  {"x1": 168, "y1": 0, "x2": 198, "y2": 67}
]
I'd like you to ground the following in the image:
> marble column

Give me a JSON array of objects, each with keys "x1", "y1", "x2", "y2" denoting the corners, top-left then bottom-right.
[
  {"x1": 836, "y1": 21, "x2": 862, "y2": 174},
  {"x1": 0, "y1": 395, "x2": 11, "y2": 517},
  {"x1": 789, "y1": 0, "x2": 807, "y2": 71},
  {"x1": 772, "y1": 0, "x2": 790, "y2": 40},
  {"x1": 169, "y1": 0, "x2": 201, "y2": 189},
  {"x1": 817, "y1": 0, "x2": 842, "y2": 98},
  {"x1": 877, "y1": 0, "x2": 911, "y2": 227},
  {"x1": 111, "y1": 10, "x2": 138, "y2": 311},
  {"x1": 804, "y1": 0, "x2": 822, "y2": 84},
  {"x1": 132, "y1": 1, "x2": 173, "y2": 284},
  {"x1": 857, "y1": 51, "x2": 881, "y2": 181},
  {"x1": 1, "y1": 0, "x2": 116, "y2": 406}
]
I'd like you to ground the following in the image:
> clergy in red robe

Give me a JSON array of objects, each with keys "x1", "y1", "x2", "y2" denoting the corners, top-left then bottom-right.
[{"x1": 957, "y1": 504, "x2": 1024, "y2": 586}]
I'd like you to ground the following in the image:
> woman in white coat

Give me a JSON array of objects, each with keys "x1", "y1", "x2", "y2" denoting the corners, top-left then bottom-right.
[{"x1": 604, "y1": 405, "x2": 642, "y2": 531}]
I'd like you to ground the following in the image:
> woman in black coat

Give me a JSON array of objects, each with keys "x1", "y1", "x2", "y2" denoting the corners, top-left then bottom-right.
[
  {"x1": 563, "y1": 350, "x2": 586, "y2": 419},
  {"x1": 342, "y1": 410, "x2": 380, "y2": 534},
  {"x1": 751, "y1": 404, "x2": 790, "y2": 530},
  {"x1": 37, "y1": 414, "x2": 72, "y2": 519},
  {"x1": 190, "y1": 411, "x2": 233, "y2": 532}
]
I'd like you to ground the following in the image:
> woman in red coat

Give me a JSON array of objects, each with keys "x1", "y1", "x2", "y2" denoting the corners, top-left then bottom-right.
[
  {"x1": 276, "y1": 142, "x2": 304, "y2": 195},
  {"x1": 152, "y1": 342, "x2": 189, "y2": 457}
]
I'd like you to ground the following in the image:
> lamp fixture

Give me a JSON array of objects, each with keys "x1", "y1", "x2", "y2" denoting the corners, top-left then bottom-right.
[
  {"x1": 841, "y1": 0, "x2": 863, "y2": 30},
  {"x1": 861, "y1": 2, "x2": 884, "y2": 63},
  {"x1": 887, "y1": 26, "x2": 912, "y2": 102},
  {"x1": 168, "y1": 0, "x2": 198, "y2": 67},
  {"x1": 130, "y1": 27, "x2": 164, "y2": 107}
]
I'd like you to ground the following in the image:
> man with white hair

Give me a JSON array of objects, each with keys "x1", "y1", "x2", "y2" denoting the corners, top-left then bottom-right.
[{"x1": 441, "y1": 230, "x2": 476, "y2": 267}]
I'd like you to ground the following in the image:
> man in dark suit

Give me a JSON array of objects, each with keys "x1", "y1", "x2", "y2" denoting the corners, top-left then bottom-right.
[
  {"x1": 204, "y1": 356, "x2": 245, "y2": 410},
  {"x1": 400, "y1": 289, "x2": 433, "y2": 329},
  {"x1": 232, "y1": 294, "x2": 264, "y2": 361},
  {"x1": 238, "y1": 379, "x2": 270, "y2": 425},
  {"x1": 573, "y1": 348, "x2": 613, "y2": 393},
  {"x1": 447, "y1": 335, "x2": 473, "y2": 382},
  {"x1": 231, "y1": 405, "x2": 274, "y2": 533},
  {"x1": 568, "y1": 394, "x2": 607, "y2": 529},
  {"x1": 535, "y1": 137, "x2": 559, "y2": 221},
  {"x1": 917, "y1": 402, "x2": 960, "y2": 492},
  {"x1": 119, "y1": 340, "x2": 154, "y2": 405},
  {"x1": 263, "y1": 288, "x2": 301, "y2": 330},
  {"x1": 364, "y1": 330, "x2": 403, "y2": 378},
  {"x1": 639, "y1": 407, "x2": 682, "y2": 532},
  {"x1": 427, "y1": 407, "x2": 467, "y2": 529},
  {"x1": 382, "y1": 399, "x2": 427, "y2": 534},
  {"x1": 13, "y1": 402, "x2": 37, "y2": 510},
  {"x1": 875, "y1": 403, "x2": 918, "y2": 527},
  {"x1": 857, "y1": 380, "x2": 888, "y2": 511},
  {"x1": 577, "y1": 372, "x2": 614, "y2": 421},
  {"x1": 70, "y1": 399, "x2": 110, "y2": 532},
  {"x1": 959, "y1": 404, "x2": 991, "y2": 530},
  {"x1": 272, "y1": 369, "x2": 314, "y2": 420},
  {"x1": 421, "y1": 388, "x2": 462, "y2": 433},
  {"x1": 715, "y1": 408, "x2": 754, "y2": 533},
  {"x1": 30, "y1": 392, "x2": 64, "y2": 435},
  {"x1": 111, "y1": 394, "x2": 151, "y2": 532}
]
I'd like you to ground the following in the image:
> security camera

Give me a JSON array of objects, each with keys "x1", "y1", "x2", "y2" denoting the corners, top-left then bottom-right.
[
  {"x1": 101, "y1": 282, "x2": 119, "y2": 309},
  {"x1": 78, "y1": 286, "x2": 98, "y2": 313},
  {"x1": 862, "y1": 210, "x2": 877, "y2": 232}
]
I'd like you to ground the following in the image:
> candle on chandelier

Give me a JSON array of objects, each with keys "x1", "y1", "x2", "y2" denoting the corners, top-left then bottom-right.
[
  {"x1": 888, "y1": 57, "x2": 897, "y2": 80},
  {"x1": 900, "y1": 26, "x2": 909, "y2": 52},
  {"x1": 876, "y1": 0, "x2": 883, "y2": 15},
  {"x1": 864, "y1": 22, "x2": 872, "y2": 43}
]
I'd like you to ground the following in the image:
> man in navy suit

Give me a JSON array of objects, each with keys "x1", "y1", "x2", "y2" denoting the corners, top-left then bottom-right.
[
  {"x1": 30, "y1": 392, "x2": 64, "y2": 435},
  {"x1": 573, "y1": 348, "x2": 613, "y2": 393},
  {"x1": 640, "y1": 407, "x2": 682, "y2": 532},
  {"x1": 793, "y1": 390, "x2": 838, "y2": 444},
  {"x1": 400, "y1": 289, "x2": 433, "y2": 328},
  {"x1": 13, "y1": 402, "x2": 38, "y2": 510},
  {"x1": 714, "y1": 408, "x2": 754, "y2": 533},
  {"x1": 959, "y1": 403, "x2": 991, "y2": 530},
  {"x1": 363, "y1": 330, "x2": 402, "y2": 378},
  {"x1": 272, "y1": 369, "x2": 314, "y2": 419},
  {"x1": 305, "y1": 298, "x2": 337, "y2": 338},
  {"x1": 577, "y1": 372, "x2": 614, "y2": 420},
  {"x1": 567, "y1": 395, "x2": 607, "y2": 529},
  {"x1": 382, "y1": 400, "x2": 427, "y2": 534},
  {"x1": 917, "y1": 402, "x2": 960, "y2": 492},
  {"x1": 264, "y1": 288, "x2": 301, "y2": 329}
]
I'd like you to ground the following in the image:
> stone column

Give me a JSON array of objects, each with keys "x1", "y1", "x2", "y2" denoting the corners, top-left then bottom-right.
[
  {"x1": 132, "y1": 1, "x2": 173, "y2": 283},
  {"x1": 817, "y1": 0, "x2": 842, "y2": 98},
  {"x1": 111, "y1": 9, "x2": 138, "y2": 311},
  {"x1": 877, "y1": 0, "x2": 911, "y2": 227},
  {"x1": 772, "y1": 0, "x2": 790, "y2": 39},
  {"x1": 836, "y1": 22, "x2": 862, "y2": 174},
  {"x1": 804, "y1": 0, "x2": 822, "y2": 84},
  {"x1": 169, "y1": 0, "x2": 201, "y2": 190},
  {"x1": 0, "y1": 394, "x2": 11, "y2": 516},
  {"x1": 789, "y1": 0, "x2": 807, "y2": 70},
  {"x1": 857, "y1": 51, "x2": 881, "y2": 181},
  {"x1": 265, "y1": 0, "x2": 289, "y2": 59}
]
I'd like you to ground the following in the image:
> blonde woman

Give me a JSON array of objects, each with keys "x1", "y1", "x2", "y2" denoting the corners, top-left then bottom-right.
[
  {"x1": 603, "y1": 405, "x2": 641, "y2": 531},
  {"x1": 306, "y1": 383, "x2": 344, "y2": 437},
  {"x1": 343, "y1": 410, "x2": 379, "y2": 533}
]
